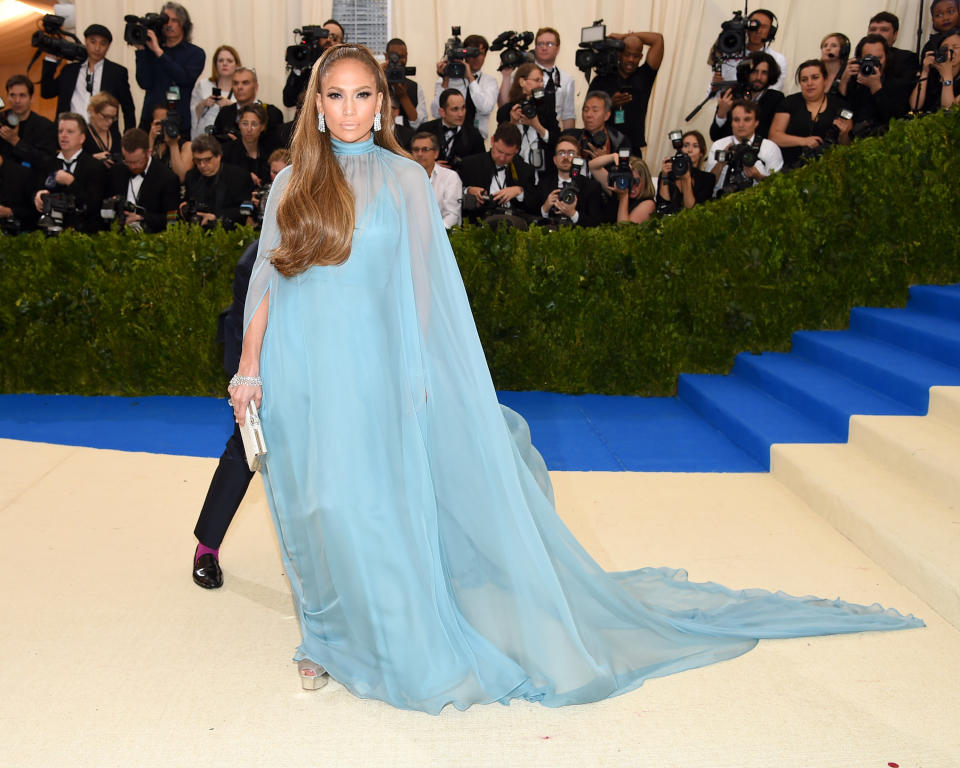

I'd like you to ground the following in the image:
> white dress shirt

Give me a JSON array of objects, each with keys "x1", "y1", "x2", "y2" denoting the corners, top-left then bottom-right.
[
  {"x1": 429, "y1": 164, "x2": 462, "y2": 228},
  {"x1": 431, "y1": 72, "x2": 498, "y2": 139},
  {"x1": 69, "y1": 58, "x2": 104, "y2": 117},
  {"x1": 704, "y1": 133, "x2": 783, "y2": 196},
  {"x1": 126, "y1": 157, "x2": 152, "y2": 206}
]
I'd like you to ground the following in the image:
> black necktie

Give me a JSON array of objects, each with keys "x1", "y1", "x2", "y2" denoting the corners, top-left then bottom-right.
[
  {"x1": 542, "y1": 68, "x2": 557, "y2": 94},
  {"x1": 62, "y1": 158, "x2": 78, "y2": 174}
]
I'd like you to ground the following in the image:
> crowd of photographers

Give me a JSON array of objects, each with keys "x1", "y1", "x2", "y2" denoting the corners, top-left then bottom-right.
[{"x1": 2, "y1": 2, "x2": 958, "y2": 236}]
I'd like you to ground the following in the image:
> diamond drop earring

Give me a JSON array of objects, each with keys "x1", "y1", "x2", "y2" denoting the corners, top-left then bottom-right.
[
  {"x1": 373, "y1": 112, "x2": 382, "y2": 132},
  {"x1": 317, "y1": 113, "x2": 326, "y2": 133}
]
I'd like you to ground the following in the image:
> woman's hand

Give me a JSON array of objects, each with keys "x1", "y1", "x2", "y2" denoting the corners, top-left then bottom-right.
[
  {"x1": 802, "y1": 135, "x2": 824, "y2": 149},
  {"x1": 833, "y1": 115, "x2": 853, "y2": 138},
  {"x1": 229, "y1": 379, "x2": 263, "y2": 426},
  {"x1": 509, "y1": 103, "x2": 523, "y2": 125},
  {"x1": 921, "y1": 50, "x2": 935, "y2": 75}
]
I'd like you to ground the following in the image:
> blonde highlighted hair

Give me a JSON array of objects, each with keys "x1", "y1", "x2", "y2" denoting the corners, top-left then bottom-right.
[{"x1": 271, "y1": 44, "x2": 407, "y2": 277}]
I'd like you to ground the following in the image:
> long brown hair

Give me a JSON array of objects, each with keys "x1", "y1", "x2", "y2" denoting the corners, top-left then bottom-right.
[
  {"x1": 507, "y1": 62, "x2": 542, "y2": 104},
  {"x1": 272, "y1": 44, "x2": 406, "y2": 277}
]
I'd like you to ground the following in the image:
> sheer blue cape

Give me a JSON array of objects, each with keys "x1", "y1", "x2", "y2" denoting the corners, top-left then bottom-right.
[{"x1": 243, "y1": 136, "x2": 922, "y2": 714}]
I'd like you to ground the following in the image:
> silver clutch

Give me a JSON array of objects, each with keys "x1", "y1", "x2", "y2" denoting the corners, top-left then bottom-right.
[{"x1": 239, "y1": 400, "x2": 267, "y2": 471}]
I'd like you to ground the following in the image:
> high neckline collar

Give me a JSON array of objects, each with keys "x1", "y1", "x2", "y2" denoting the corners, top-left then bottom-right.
[{"x1": 331, "y1": 135, "x2": 376, "y2": 156}]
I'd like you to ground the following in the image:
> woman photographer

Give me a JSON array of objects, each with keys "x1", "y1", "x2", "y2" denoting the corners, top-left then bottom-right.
[
  {"x1": 912, "y1": 30, "x2": 960, "y2": 112},
  {"x1": 610, "y1": 155, "x2": 656, "y2": 224},
  {"x1": 769, "y1": 60, "x2": 852, "y2": 168},
  {"x1": 191, "y1": 44, "x2": 240, "y2": 138},
  {"x1": 495, "y1": 62, "x2": 559, "y2": 179},
  {"x1": 84, "y1": 92, "x2": 121, "y2": 167},
  {"x1": 148, "y1": 102, "x2": 193, "y2": 183},
  {"x1": 819, "y1": 33, "x2": 851, "y2": 94},
  {"x1": 656, "y1": 130, "x2": 714, "y2": 212},
  {"x1": 222, "y1": 103, "x2": 275, "y2": 188}
]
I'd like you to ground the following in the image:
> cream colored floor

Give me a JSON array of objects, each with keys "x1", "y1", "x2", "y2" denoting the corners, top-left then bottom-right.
[{"x1": 2, "y1": 438, "x2": 958, "y2": 768}]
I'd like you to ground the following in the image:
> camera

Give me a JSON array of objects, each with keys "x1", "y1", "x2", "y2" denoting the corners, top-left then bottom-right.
[
  {"x1": 180, "y1": 200, "x2": 215, "y2": 226},
  {"x1": 100, "y1": 195, "x2": 146, "y2": 224},
  {"x1": 37, "y1": 192, "x2": 81, "y2": 235},
  {"x1": 665, "y1": 130, "x2": 691, "y2": 180},
  {"x1": 934, "y1": 46, "x2": 953, "y2": 65},
  {"x1": 461, "y1": 188, "x2": 493, "y2": 212},
  {"x1": 3, "y1": 101, "x2": 19, "y2": 128},
  {"x1": 519, "y1": 88, "x2": 545, "y2": 119},
  {"x1": 858, "y1": 54, "x2": 882, "y2": 77},
  {"x1": 159, "y1": 89, "x2": 182, "y2": 140},
  {"x1": 802, "y1": 108, "x2": 854, "y2": 161},
  {"x1": 489, "y1": 30, "x2": 535, "y2": 71},
  {"x1": 580, "y1": 128, "x2": 608, "y2": 152},
  {"x1": 607, "y1": 149, "x2": 634, "y2": 191},
  {"x1": 558, "y1": 158, "x2": 585, "y2": 206},
  {"x1": 240, "y1": 182, "x2": 271, "y2": 226},
  {"x1": 123, "y1": 13, "x2": 166, "y2": 47},
  {"x1": 385, "y1": 51, "x2": 416, "y2": 85},
  {"x1": 0, "y1": 216, "x2": 21, "y2": 235},
  {"x1": 212, "y1": 87, "x2": 222, "y2": 98},
  {"x1": 286, "y1": 26, "x2": 330, "y2": 69},
  {"x1": 31, "y1": 15, "x2": 87, "y2": 62},
  {"x1": 575, "y1": 21, "x2": 624, "y2": 80},
  {"x1": 442, "y1": 27, "x2": 480, "y2": 79},
  {"x1": 716, "y1": 141, "x2": 760, "y2": 194},
  {"x1": 714, "y1": 11, "x2": 760, "y2": 59}
]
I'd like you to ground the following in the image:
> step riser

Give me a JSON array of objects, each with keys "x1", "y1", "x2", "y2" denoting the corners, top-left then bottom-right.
[
  {"x1": 908, "y1": 286, "x2": 960, "y2": 321},
  {"x1": 771, "y1": 447, "x2": 960, "y2": 630},
  {"x1": 850, "y1": 310, "x2": 960, "y2": 370}
]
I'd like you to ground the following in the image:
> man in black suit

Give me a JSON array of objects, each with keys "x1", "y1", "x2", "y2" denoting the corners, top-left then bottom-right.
[
  {"x1": 839, "y1": 35, "x2": 911, "y2": 135},
  {"x1": 0, "y1": 75, "x2": 57, "y2": 185},
  {"x1": 180, "y1": 133, "x2": 252, "y2": 229},
  {"x1": 386, "y1": 38, "x2": 426, "y2": 129},
  {"x1": 213, "y1": 68, "x2": 284, "y2": 147},
  {"x1": 534, "y1": 135, "x2": 605, "y2": 227},
  {"x1": 105, "y1": 128, "x2": 179, "y2": 232},
  {"x1": 867, "y1": 12, "x2": 921, "y2": 91},
  {"x1": 458, "y1": 123, "x2": 537, "y2": 221},
  {"x1": 709, "y1": 52, "x2": 785, "y2": 141},
  {"x1": 419, "y1": 89, "x2": 485, "y2": 171},
  {"x1": 0, "y1": 152, "x2": 35, "y2": 232},
  {"x1": 40, "y1": 24, "x2": 136, "y2": 132}
]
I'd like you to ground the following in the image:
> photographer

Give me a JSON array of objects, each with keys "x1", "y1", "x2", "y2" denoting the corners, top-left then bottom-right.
[
  {"x1": 913, "y1": 30, "x2": 960, "y2": 112},
  {"x1": 0, "y1": 153, "x2": 35, "y2": 233},
  {"x1": 385, "y1": 38, "x2": 426, "y2": 129},
  {"x1": 769, "y1": 61, "x2": 852, "y2": 169},
  {"x1": 838, "y1": 35, "x2": 911, "y2": 135},
  {"x1": 710, "y1": 51, "x2": 785, "y2": 142},
  {"x1": 705, "y1": 100, "x2": 783, "y2": 198},
  {"x1": 588, "y1": 31, "x2": 664, "y2": 156},
  {"x1": 282, "y1": 19, "x2": 344, "y2": 108},
  {"x1": 410, "y1": 132, "x2": 461, "y2": 228},
  {"x1": 0, "y1": 75, "x2": 57, "y2": 183},
  {"x1": 867, "y1": 13, "x2": 920, "y2": 89},
  {"x1": 133, "y1": 3, "x2": 205, "y2": 140},
  {"x1": 84, "y1": 92, "x2": 121, "y2": 167},
  {"x1": 33, "y1": 112, "x2": 107, "y2": 233},
  {"x1": 534, "y1": 27, "x2": 576, "y2": 130},
  {"x1": 921, "y1": 1, "x2": 960, "y2": 59},
  {"x1": 431, "y1": 34, "x2": 498, "y2": 140},
  {"x1": 458, "y1": 123, "x2": 538, "y2": 222},
  {"x1": 213, "y1": 68, "x2": 284, "y2": 149},
  {"x1": 179, "y1": 133, "x2": 251, "y2": 229},
  {"x1": 495, "y1": 62, "x2": 560, "y2": 181},
  {"x1": 148, "y1": 103, "x2": 193, "y2": 182},
  {"x1": 535, "y1": 135, "x2": 604, "y2": 227},
  {"x1": 221, "y1": 104, "x2": 277, "y2": 188},
  {"x1": 656, "y1": 130, "x2": 714, "y2": 211},
  {"x1": 609, "y1": 156, "x2": 656, "y2": 225},
  {"x1": 190, "y1": 44, "x2": 240, "y2": 138},
  {"x1": 712, "y1": 9, "x2": 787, "y2": 92},
  {"x1": 104, "y1": 128, "x2": 179, "y2": 233},
  {"x1": 563, "y1": 92, "x2": 629, "y2": 187},
  {"x1": 420, "y1": 89, "x2": 485, "y2": 170},
  {"x1": 40, "y1": 23, "x2": 136, "y2": 132}
]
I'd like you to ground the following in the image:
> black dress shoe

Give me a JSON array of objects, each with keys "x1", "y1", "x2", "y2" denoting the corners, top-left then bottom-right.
[{"x1": 193, "y1": 550, "x2": 223, "y2": 589}]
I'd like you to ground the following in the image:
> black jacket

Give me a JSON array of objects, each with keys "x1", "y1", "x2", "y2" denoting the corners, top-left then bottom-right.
[
  {"x1": 213, "y1": 102, "x2": 285, "y2": 147},
  {"x1": 458, "y1": 150, "x2": 538, "y2": 219},
  {"x1": 419, "y1": 118, "x2": 485, "y2": 170},
  {"x1": 106, "y1": 158, "x2": 180, "y2": 233},
  {"x1": 710, "y1": 89, "x2": 785, "y2": 141},
  {"x1": 844, "y1": 78, "x2": 911, "y2": 134},
  {"x1": 0, "y1": 111, "x2": 58, "y2": 185},
  {"x1": 38, "y1": 151, "x2": 108, "y2": 232},
  {"x1": 533, "y1": 170, "x2": 605, "y2": 227},
  {"x1": 183, "y1": 162, "x2": 253, "y2": 226},
  {"x1": 0, "y1": 156, "x2": 36, "y2": 229},
  {"x1": 41, "y1": 58, "x2": 137, "y2": 131},
  {"x1": 135, "y1": 41, "x2": 206, "y2": 139}
]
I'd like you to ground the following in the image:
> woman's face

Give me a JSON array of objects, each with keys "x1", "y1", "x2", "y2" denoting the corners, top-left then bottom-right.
[
  {"x1": 316, "y1": 58, "x2": 384, "y2": 144},
  {"x1": 942, "y1": 34, "x2": 960, "y2": 71},
  {"x1": 820, "y1": 36, "x2": 842, "y2": 61},
  {"x1": 932, "y1": 1, "x2": 960, "y2": 32},
  {"x1": 216, "y1": 50, "x2": 237, "y2": 78},
  {"x1": 629, "y1": 169, "x2": 644, "y2": 199},
  {"x1": 238, "y1": 113, "x2": 264, "y2": 144},
  {"x1": 519, "y1": 68, "x2": 543, "y2": 97},
  {"x1": 799, "y1": 66, "x2": 826, "y2": 101},
  {"x1": 681, "y1": 135, "x2": 702, "y2": 167},
  {"x1": 90, "y1": 105, "x2": 118, "y2": 134}
]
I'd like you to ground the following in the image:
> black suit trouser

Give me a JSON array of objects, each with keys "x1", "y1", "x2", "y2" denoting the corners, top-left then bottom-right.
[{"x1": 193, "y1": 423, "x2": 255, "y2": 548}]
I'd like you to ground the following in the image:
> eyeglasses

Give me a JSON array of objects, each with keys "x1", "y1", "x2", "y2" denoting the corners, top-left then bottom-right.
[
  {"x1": 536, "y1": 41, "x2": 557, "y2": 48},
  {"x1": 556, "y1": 150, "x2": 577, "y2": 157},
  {"x1": 237, "y1": 121, "x2": 261, "y2": 129}
]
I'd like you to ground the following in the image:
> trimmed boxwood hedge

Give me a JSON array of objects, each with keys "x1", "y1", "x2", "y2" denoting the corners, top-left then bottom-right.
[{"x1": 2, "y1": 110, "x2": 959, "y2": 397}]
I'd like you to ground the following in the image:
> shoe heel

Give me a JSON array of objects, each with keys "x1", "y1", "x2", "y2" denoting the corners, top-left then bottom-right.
[{"x1": 297, "y1": 660, "x2": 328, "y2": 690}]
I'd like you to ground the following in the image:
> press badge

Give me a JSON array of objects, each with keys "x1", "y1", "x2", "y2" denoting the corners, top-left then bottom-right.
[{"x1": 614, "y1": 109, "x2": 625, "y2": 125}]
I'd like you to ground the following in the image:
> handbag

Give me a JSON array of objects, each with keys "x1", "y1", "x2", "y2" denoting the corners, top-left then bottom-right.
[{"x1": 239, "y1": 400, "x2": 267, "y2": 471}]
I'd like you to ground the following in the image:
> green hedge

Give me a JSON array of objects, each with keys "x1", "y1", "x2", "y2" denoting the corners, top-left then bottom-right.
[{"x1": 2, "y1": 110, "x2": 959, "y2": 397}]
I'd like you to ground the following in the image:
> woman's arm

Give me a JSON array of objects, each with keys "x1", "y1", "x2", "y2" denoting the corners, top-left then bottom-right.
[
  {"x1": 229, "y1": 293, "x2": 268, "y2": 426},
  {"x1": 768, "y1": 111, "x2": 821, "y2": 149},
  {"x1": 627, "y1": 199, "x2": 655, "y2": 224},
  {"x1": 167, "y1": 139, "x2": 193, "y2": 183}
]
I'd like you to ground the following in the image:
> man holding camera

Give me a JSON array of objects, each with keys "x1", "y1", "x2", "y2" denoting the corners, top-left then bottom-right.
[
  {"x1": 534, "y1": 136, "x2": 604, "y2": 227},
  {"x1": 431, "y1": 34, "x2": 498, "y2": 140},
  {"x1": 458, "y1": 123, "x2": 537, "y2": 222},
  {"x1": 867, "y1": 12, "x2": 920, "y2": 89},
  {"x1": 0, "y1": 152, "x2": 34, "y2": 233},
  {"x1": 33, "y1": 112, "x2": 107, "y2": 233},
  {"x1": 386, "y1": 38, "x2": 427, "y2": 130},
  {"x1": 283, "y1": 19, "x2": 345, "y2": 108},
  {"x1": 715, "y1": 9, "x2": 787, "y2": 92},
  {"x1": 410, "y1": 132, "x2": 461, "y2": 228},
  {"x1": 710, "y1": 52, "x2": 785, "y2": 141},
  {"x1": 134, "y1": 3, "x2": 205, "y2": 139},
  {"x1": 588, "y1": 31, "x2": 664, "y2": 156},
  {"x1": 705, "y1": 100, "x2": 782, "y2": 198},
  {"x1": 179, "y1": 134, "x2": 251, "y2": 229},
  {"x1": 0, "y1": 75, "x2": 57, "y2": 184},
  {"x1": 105, "y1": 128, "x2": 179, "y2": 233},
  {"x1": 838, "y1": 35, "x2": 911, "y2": 135},
  {"x1": 213, "y1": 68, "x2": 284, "y2": 148},
  {"x1": 562, "y1": 92, "x2": 629, "y2": 183},
  {"x1": 41, "y1": 24, "x2": 136, "y2": 133},
  {"x1": 420, "y1": 89, "x2": 485, "y2": 170}
]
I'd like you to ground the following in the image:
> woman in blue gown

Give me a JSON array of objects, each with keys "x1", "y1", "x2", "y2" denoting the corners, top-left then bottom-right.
[{"x1": 228, "y1": 45, "x2": 922, "y2": 715}]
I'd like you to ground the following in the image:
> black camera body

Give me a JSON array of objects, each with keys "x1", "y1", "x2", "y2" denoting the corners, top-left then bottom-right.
[
  {"x1": 0, "y1": 216, "x2": 22, "y2": 235},
  {"x1": 715, "y1": 11, "x2": 761, "y2": 59},
  {"x1": 443, "y1": 27, "x2": 480, "y2": 79},
  {"x1": 160, "y1": 90, "x2": 182, "y2": 140},
  {"x1": 285, "y1": 26, "x2": 329, "y2": 69},
  {"x1": 575, "y1": 21, "x2": 624, "y2": 80},
  {"x1": 181, "y1": 200, "x2": 215, "y2": 226},
  {"x1": 519, "y1": 88, "x2": 545, "y2": 119},
  {"x1": 580, "y1": 128, "x2": 608, "y2": 152},
  {"x1": 461, "y1": 189, "x2": 494, "y2": 213},
  {"x1": 558, "y1": 158, "x2": 586, "y2": 206},
  {"x1": 240, "y1": 182, "x2": 272, "y2": 226},
  {"x1": 489, "y1": 30, "x2": 535, "y2": 71},
  {"x1": 607, "y1": 149, "x2": 634, "y2": 191},
  {"x1": 32, "y1": 15, "x2": 87, "y2": 62},
  {"x1": 101, "y1": 195, "x2": 146, "y2": 223},
  {"x1": 385, "y1": 51, "x2": 416, "y2": 85},
  {"x1": 124, "y1": 13, "x2": 166, "y2": 47},
  {"x1": 38, "y1": 192, "x2": 81, "y2": 235},
  {"x1": 934, "y1": 46, "x2": 953, "y2": 64},
  {"x1": 858, "y1": 54, "x2": 882, "y2": 77},
  {"x1": 664, "y1": 130, "x2": 690, "y2": 181}
]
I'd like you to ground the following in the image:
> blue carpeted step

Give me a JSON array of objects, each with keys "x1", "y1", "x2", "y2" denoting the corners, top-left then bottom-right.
[
  {"x1": 677, "y1": 374, "x2": 837, "y2": 469},
  {"x1": 850, "y1": 307, "x2": 960, "y2": 368},
  {"x1": 908, "y1": 284, "x2": 960, "y2": 321},
  {"x1": 791, "y1": 330, "x2": 960, "y2": 412},
  {"x1": 731, "y1": 352, "x2": 919, "y2": 438}
]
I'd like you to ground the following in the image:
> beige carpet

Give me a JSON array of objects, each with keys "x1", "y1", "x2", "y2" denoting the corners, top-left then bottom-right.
[{"x1": 2, "y1": 438, "x2": 958, "y2": 768}]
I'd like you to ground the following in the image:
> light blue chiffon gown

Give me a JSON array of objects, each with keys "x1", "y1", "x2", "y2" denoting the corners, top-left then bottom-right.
[{"x1": 243, "y1": 136, "x2": 922, "y2": 714}]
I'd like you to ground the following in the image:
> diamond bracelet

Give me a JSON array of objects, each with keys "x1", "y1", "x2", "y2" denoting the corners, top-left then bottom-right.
[{"x1": 229, "y1": 374, "x2": 262, "y2": 388}]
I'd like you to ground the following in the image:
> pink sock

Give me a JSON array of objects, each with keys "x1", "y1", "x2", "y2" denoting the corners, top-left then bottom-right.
[{"x1": 195, "y1": 543, "x2": 219, "y2": 563}]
